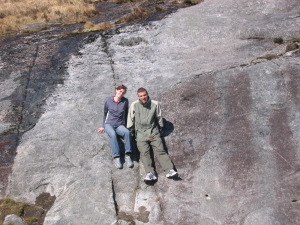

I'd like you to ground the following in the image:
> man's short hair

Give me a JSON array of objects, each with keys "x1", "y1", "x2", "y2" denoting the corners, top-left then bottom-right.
[
  {"x1": 116, "y1": 85, "x2": 127, "y2": 91},
  {"x1": 137, "y1": 87, "x2": 148, "y2": 94}
]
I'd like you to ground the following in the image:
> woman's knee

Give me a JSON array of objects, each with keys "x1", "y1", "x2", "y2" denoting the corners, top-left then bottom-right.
[
  {"x1": 107, "y1": 130, "x2": 117, "y2": 139},
  {"x1": 123, "y1": 129, "x2": 130, "y2": 136}
]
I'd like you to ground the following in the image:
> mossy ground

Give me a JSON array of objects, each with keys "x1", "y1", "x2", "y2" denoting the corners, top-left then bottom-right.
[{"x1": 0, "y1": 193, "x2": 55, "y2": 225}]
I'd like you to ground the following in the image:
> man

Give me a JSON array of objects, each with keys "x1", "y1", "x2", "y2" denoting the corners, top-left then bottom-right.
[{"x1": 127, "y1": 87, "x2": 178, "y2": 181}]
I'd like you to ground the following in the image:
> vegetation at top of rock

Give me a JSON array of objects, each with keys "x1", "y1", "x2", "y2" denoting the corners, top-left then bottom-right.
[
  {"x1": 0, "y1": 0, "x2": 101, "y2": 37},
  {"x1": 261, "y1": 54, "x2": 279, "y2": 60},
  {"x1": 183, "y1": 0, "x2": 202, "y2": 5},
  {"x1": 113, "y1": 0, "x2": 144, "y2": 3},
  {"x1": 116, "y1": 6, "x2": 162, "y2": 24},
  {"x1": 273, "y1": 37, "x2": 284, "y2": 44},
  {"x1": 70, "y1": 4, "x2": 164, "y2": 34},
  {"x1": 0, "y1": 0, "x2": 203, "y2": 37},
  {"x1": 286, "y1": 42, "x2": 299, "y2": 52},
  {"x1": 81, "y1": 21, "x2": 115, "y2": 32}
]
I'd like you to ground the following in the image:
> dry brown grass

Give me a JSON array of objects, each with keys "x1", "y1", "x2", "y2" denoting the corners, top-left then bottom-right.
[
  {"x1": 0, "y1": 0, "x2": 100, "y2": 36},
  {"x1": 260, "y1": 54, "x2": 279, "y2": 60},
  {"x1": 82, "y1": 21, "x2": 115, "y2": 32},
  {"x1": 116, "y1": 6, "x2": 152, "y2": 24},
  {"x1": 113, "y1": 0, "x2": 144, "y2": 3},
  {"x1": 184, "y1": 0, "x2": 203, "y2": 5},
  {"x1": 285, "y1": 43, "x2": 299, "y2": 52}
]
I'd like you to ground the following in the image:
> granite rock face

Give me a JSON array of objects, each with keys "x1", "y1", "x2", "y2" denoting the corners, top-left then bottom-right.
[{"x1": 1, "y1": 0, "x2": 300, "y2": 224}]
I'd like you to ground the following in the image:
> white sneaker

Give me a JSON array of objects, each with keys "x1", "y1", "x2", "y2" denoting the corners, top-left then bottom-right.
[
  {"x1": 144, "y1": 172, "x2": 157, "y2": 181},
  {"x1": 113, "y1": 157, "x2": 122, "y2": 169},
  {"x1": 166, "y1": 169, "x2": 178, "y2": 178},
  {"x1": 125, "y1": 155, "x2": 134, "y2": 168}
]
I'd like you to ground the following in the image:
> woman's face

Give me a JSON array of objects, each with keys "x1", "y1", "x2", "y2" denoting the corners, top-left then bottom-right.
[{"x1": 115, "y1": 88, "x2": 126, "y2": 98}]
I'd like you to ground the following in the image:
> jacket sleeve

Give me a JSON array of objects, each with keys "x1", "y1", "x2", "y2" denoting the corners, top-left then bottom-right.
[
  {"x1": 102, "y1": 99, "x2": 108, "y2": 127},
  {"x1": 156, "y1": 102, "x2": 164, "y2": 128},
  {"x1": 124, "y1": 99, "x2": 129, "y2": 126},
  {"x1": 127, "y1": 102, "x2": 135, "y2": 129}
]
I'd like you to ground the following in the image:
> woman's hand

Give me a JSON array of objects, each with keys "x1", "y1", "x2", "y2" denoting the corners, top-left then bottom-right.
[{"x1": 97, "y1": 128, "x2": 105, "y2": 133}]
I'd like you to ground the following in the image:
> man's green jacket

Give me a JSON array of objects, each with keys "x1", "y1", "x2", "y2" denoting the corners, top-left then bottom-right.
[{"x1": 127, "y1": 98, "x2": 163, "y2": 141}]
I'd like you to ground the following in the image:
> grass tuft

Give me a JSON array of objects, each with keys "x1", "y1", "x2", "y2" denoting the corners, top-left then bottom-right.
[
  {"x1": 0, "y1": 194, "x2": 55, "y2": 225},
  {"x1": 25, "y1": 217, "x2": 39, "y2": 225},
  {"x1": 291, "y1": 38, "x2": 300, "y2": 43},
  {"x1": 113, "y1": 0, "x2": 144, "y2": 3},
  {"x1": 184, "y1": 0, "x2": 203, "y2": 5},
  {"x1": 273, "y1": 37, "x2": 283, "y2": 44},
  {"x1": 285, "y1": 43, "x2": 299, "y2": 52},
  {"x1": 116, "y1": 6, "x2": 151, "y2": 24},
  {"x1": 262, "y1": 54, "x2": 279, "y2": 60},
  {"x1": 82, "y1": 21, "x2": 114, "y2": 32},
  {"x1": 0, "y1": 198, "x2": 29, "y2": 222}
]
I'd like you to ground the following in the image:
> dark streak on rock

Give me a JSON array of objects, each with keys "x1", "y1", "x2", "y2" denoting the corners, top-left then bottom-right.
[
  {"x1": 118, "y1": 206, "x2": 150, "y2": 224},
  {"x1": 281, "y1": 64, "x2": 300, "y2": 105},
  {"x1": 16, "y1": 44, "x2": 39, "y2": 143},
  {"x1": 223, "y1": 71, "x2": 256, "y2": 189},
  {"x1": 269, "y1": 108, "x2": 296, "y2": 175},
  {"x1": 160, "y1": 73, "x2": 219, "y2": 171}
]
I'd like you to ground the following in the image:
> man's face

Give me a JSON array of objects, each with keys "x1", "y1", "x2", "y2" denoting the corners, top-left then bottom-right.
[{"x1": 138, "y1": 91, "x2": 148, "y2": 104}]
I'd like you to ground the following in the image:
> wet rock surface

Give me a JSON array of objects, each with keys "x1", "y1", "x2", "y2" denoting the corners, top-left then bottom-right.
[
  {"x1": 1, "y1": 0, "x2": 300, "y2": 224},
  {"x1": 0, "y1": 30, "x2": 88, "y2": 197}
]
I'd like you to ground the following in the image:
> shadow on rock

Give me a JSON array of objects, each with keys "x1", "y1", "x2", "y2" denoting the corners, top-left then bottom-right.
[
  {"x1": 144, "y1": 180, "x2": 157, "y2": 186},
  {"x1": 161, "y1": 118, "x2": 174, "y2": 137},
  {"x1": 161, "y1": 119, "x2": 174, "y2": 155},
  {"x1": 168, "y1": 175, "x2": 183, "y2": 181}
]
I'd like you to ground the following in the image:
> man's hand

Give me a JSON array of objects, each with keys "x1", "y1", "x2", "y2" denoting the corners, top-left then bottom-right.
[
  {"x1": 129, "y1": 129, "x2": 135, "y2": 138},
  {"x1": 159, "y1": 127, "x2": 164, "y2": 136},
  {"x1": 97, "y1": 128, "x2": 105, "y2": 133}
]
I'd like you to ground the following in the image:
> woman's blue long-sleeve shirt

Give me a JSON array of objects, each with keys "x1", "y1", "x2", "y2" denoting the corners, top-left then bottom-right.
[{"x1": 102, "y1": 96, "x2": 129, "y2": 127}]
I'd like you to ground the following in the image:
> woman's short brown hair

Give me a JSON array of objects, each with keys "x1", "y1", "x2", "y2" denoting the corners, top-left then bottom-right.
[{"x1": 116, "y1": 85, "x2": 127, "y2": 91}]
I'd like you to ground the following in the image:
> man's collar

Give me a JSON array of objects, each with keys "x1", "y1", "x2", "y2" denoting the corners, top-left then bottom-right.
[{"x1": 139, "y1": 97, "x2": 151, "y2": 105}]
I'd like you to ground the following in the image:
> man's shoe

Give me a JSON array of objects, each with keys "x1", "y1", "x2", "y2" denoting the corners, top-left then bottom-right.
[
  {"x1": 144, "y1": 172, "x2": 157, "y2": 181},
  {"x1": 113, "y1": 157, "x2": 122, "y2": 169},
  {"x1": 125, "y1": 155, "x2": 134, "y2": 168},
  {"x1": 166, "y1": 169, "x2": 178, "y2": 178}
]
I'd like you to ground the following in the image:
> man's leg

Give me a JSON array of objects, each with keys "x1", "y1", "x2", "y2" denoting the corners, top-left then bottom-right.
[
  {"x1": 136, "y1": 141, "x2": 155, "y2": 173},
  {"x1": 104, "y1": 124, "x2": 120, "y2": 157},
  {"x1": 151, "y1": 137, "x2": 173, "y2": 172},
  {"x1": 116, "y1": 125, "x2": 131, "y2": 154}
]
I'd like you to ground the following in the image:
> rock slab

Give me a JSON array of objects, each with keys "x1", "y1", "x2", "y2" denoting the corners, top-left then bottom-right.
[{"x1": 1, "y1": 0, "x2": 300, "y2": 224}]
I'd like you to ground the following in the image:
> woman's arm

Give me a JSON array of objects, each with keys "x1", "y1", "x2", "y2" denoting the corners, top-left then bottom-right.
[{"x1": 98, "y1": 98, "x2": 108, "y2": 133}]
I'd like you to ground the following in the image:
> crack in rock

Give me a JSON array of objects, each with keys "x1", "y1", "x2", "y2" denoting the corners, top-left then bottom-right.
[
  {"x1": 16, "y1": 44, "x2": 39, "y2": 142},
  {"x1": 101, "y1": 34, "x2": 119, "y2": 87},
  {"x1": 111, "y1": 178, "x2": 119, "y2": 217}
]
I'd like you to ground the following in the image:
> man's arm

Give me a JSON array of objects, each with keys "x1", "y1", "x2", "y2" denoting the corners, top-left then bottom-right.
[
  {"x1": 155, "y1": 101, "x2": 164, "y2": 129},
  {"x1": 127, "y1": 101, "x2": 136, "y2": 129},
  {"x1": 102, "y1": 99, "x2": 108, "y2": 127},
  {"x1": 124, "y1": 98, "x2": 129, "y2": 126}
]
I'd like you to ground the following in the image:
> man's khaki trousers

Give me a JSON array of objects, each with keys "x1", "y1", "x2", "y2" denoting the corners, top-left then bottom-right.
[{"x1": 137, "y1": 137, "x2": 173, "y2": 173}]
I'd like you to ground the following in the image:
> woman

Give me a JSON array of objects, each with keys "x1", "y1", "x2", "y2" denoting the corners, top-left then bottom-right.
[{"x1": 97, "y1": 85, "x2": 133, "y2": 169}]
